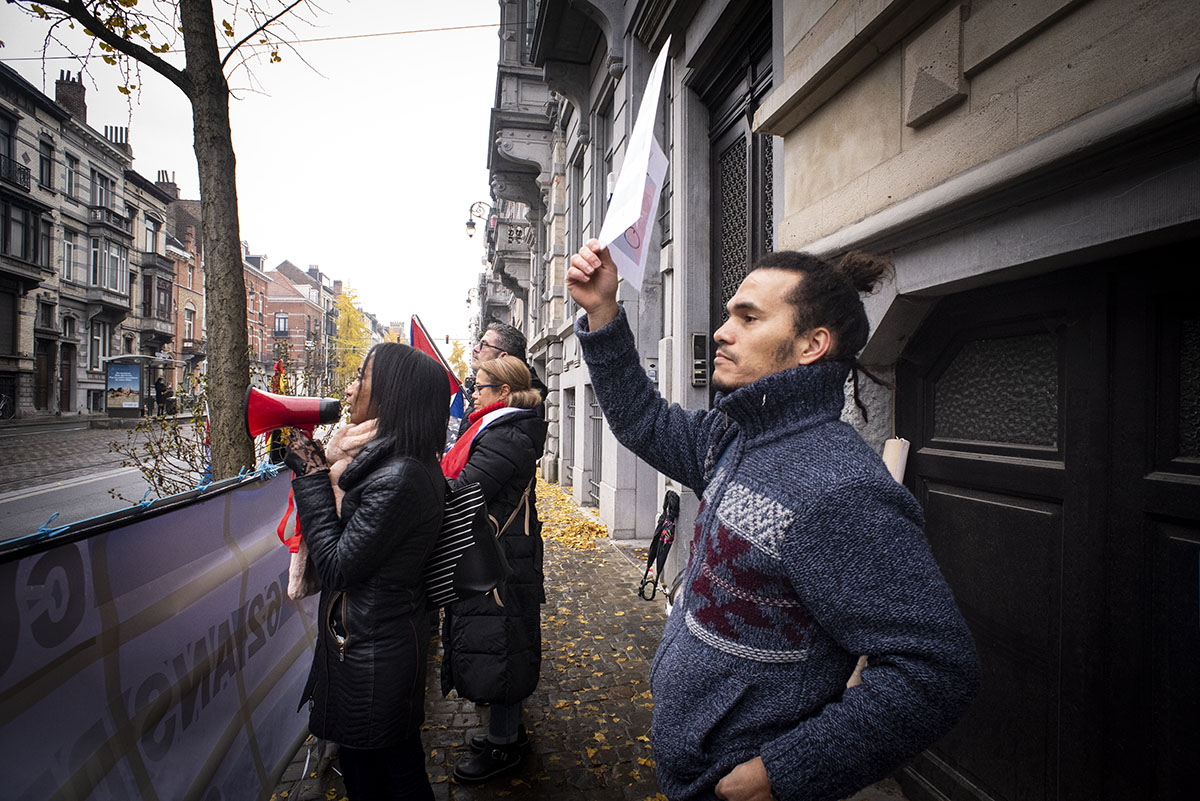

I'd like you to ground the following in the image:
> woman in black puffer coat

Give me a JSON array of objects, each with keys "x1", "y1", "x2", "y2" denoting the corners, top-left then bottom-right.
[
  {"x1": 287, "y1": 343, "x2": 450, "y2": 801},
  {"x1": 439, "y1": 355, "x2": 548, "y2": 784}
]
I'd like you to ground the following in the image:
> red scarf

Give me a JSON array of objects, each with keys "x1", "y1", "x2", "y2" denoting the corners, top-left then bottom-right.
[{"x1": 441, "y1": 400, "x2": 508, "y2": 478}]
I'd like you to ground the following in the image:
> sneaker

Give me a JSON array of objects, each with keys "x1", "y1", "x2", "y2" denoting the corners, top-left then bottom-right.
[
  {"x1": 469, "y1": 724, "x2": 529, "y2": 753},
  {"x1": 452, "y1": 741, "x2": 524, "y2": 784}
]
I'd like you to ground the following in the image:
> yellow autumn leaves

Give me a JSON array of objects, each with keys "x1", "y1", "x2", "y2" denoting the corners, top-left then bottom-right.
[{"x1": 536, "y1": 476, "x2": 609, "y2": 549}]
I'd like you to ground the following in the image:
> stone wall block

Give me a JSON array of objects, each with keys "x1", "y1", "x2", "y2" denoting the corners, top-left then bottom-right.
[
  {"x1": 904, "y1": 5, "x2": 967, "y2": 128},
  {"x1": 784, "y1": 0, "x2": 839, "y2": 58},
  {"x1": 783, "y1": 51, "x2": 902, "y2": 214}
]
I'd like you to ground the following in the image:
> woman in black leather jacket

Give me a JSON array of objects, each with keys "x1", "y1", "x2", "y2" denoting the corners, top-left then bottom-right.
[
  {"x1": 439, "y1": 355, "x2": 548, "y2": 784},
  {"x1": 286, "y1": 343, "x2": 450, "y2": 801}
]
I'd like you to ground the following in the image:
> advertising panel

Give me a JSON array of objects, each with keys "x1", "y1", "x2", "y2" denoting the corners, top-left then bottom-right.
[
  {"x1": 0, "y1": 473, "x2": 315, "y2": 801},
  {"x1": 105, "y1": 363, "x2": 142, "y2": 410}
]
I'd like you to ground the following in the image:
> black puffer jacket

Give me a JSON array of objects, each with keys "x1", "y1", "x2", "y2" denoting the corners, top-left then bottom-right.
[
  {"x1": 292, "y1": 438, "x2": 445, "y2": 748},
  {"x1": 442, "y1": 407, "x2": 548, "y2": 704}
]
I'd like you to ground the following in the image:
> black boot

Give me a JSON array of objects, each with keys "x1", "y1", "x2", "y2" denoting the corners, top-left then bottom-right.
[
  {"x1": 469, "y1": 724, "x2": 529, "y2": 753},
  {"x1": 453, "y1": 740, "x2": 525, "y2": 783}
]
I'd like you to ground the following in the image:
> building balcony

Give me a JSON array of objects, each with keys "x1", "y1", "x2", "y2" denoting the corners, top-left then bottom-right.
[
  {"x1": 0, "y1": 154, "x2": 31, "y2": 191},
  {"x1": 0, "y1": 253, "x2": 54, "y2": 293},
  {"x1": 85, "y1": 285, "x2": 130, "y2": 323},
  {"x1": 138, "y1": 310, "x2": 174, "y2": 338},
  {"x1": 182, "y1": 338, "x2": 207, "y2": 357},
  {"x1": 88, "y1": 206, "x2": 133, "y2": 236},
  {"x1": 140, "y1": 251, "x2": 175, "y2": 274},
  {"x1": 495, "y1": 219, "x2": 533, "y2": 255}
]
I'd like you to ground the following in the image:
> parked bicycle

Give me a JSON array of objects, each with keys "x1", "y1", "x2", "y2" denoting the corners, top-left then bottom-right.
[{"x1": 0, "y1": 392, "x2": 14, "y2": 420}]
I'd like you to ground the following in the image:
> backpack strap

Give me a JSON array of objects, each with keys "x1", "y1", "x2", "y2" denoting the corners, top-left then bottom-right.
[{"x1": 490, "y1": 476, "x2": 536, "y2": 537}]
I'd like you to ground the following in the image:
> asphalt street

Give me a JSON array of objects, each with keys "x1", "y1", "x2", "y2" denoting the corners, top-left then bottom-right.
[
  {"x1": 0, "y1": 466, "x2": 151, "y2": 541},
  {"x1": 0, "y1": 423, "x2": 158, "y2": 541}
]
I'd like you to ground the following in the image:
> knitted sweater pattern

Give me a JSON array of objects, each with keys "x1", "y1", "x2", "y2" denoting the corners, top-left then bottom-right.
[{"x1": 576, "y1": 310, "x2": 978, "y2": 801}]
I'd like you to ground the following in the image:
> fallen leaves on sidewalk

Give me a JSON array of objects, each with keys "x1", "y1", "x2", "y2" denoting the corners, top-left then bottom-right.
[{"x1": 536, "y1": 476, "x2": 608, "y2": 549}]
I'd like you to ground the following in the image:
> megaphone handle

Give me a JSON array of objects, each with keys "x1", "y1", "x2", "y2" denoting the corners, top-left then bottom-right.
[{"x1": 268, "y1": 426, "x2": 315, "y2": 466}]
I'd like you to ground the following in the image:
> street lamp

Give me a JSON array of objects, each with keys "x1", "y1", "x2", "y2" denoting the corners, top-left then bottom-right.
[{"x1": 465, "y1": 201, "x2": 493, "y2": 238}]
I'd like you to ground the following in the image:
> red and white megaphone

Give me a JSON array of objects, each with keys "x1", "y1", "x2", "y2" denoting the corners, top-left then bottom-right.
[{"x1": 245, "y1": 387, "x2": 341, "y2": 438}]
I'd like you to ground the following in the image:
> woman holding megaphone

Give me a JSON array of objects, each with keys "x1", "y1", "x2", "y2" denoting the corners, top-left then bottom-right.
[{"x1": 285, "y1": 342, "x2": 449, "y2": 801}]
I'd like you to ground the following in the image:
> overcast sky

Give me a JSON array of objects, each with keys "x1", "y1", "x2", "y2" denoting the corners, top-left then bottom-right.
[{"x1": 0, "y1": 0, "x2": 499, "y2": 345}]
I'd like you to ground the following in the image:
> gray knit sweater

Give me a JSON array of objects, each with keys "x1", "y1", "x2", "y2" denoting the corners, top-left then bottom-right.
[{"x1": 576, "y1": 309, "x2": 978, "y2": 801}]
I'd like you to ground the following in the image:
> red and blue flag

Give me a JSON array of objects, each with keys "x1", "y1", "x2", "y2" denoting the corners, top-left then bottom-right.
[{"x1": 409, "y1": 315, "x2": 465, "y2": 447}]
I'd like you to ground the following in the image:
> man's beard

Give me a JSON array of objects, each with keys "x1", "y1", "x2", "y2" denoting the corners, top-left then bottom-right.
[
  {"x1": 711, "y1": 363, "x2": 744, "y2": 393},
  {"x1": 712, "y1": 375, "x2": 742, "y2": 393}
]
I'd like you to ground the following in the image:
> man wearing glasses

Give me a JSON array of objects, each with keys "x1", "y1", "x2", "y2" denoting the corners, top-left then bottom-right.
[
  {"x1": 459, "y1": 323, "x2": 545, "y2": 439},
  {"x1": 472, "y1": 329, "x2": 510, "y2": 365}
]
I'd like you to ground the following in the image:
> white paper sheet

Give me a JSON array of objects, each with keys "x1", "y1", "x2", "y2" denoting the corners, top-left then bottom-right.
[{"x1": 597, "y1": 37, "x2": 672, "y2": 292}]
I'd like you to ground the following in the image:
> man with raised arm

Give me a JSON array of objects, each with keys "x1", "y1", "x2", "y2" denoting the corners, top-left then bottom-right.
[{"x1": 566, "y1": 239, "x2": 978, "y2": 801}]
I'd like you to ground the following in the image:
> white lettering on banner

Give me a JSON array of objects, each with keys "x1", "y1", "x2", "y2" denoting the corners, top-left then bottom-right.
[{"x1": 0, "y1": 474, "x2": 317, "y2": 801}]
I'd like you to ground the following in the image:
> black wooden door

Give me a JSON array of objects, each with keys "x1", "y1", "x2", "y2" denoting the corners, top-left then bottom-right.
[
  {"x1": 33, "y1": 339, "x2": 52, "y2": 410},
  {"x1": 59, "y1": 344, "x2": 73, "y2": 412},
  {"x1": 1106, "y1": 263, "x2": 1200, "y2": 799},
  {"x1": 896, "y1": 241, "x2": 1200, "y2": 800}
]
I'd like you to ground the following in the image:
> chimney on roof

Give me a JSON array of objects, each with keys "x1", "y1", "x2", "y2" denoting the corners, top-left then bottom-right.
[
  {"x1": 55, "y1": 70, "x2": 86, "y2": 122},
  {"x1": 155, "y1": 169, "x2": 180, "y2": 200},
  {"x1": 333, "y1": 280, "x2": 342, "y2": 295},
  {"x1": 103, "y1": 125, "x2": 132, "y2": 155}
]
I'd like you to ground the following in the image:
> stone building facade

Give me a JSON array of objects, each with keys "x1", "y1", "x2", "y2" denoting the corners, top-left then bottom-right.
[
  {"x1": 242, "y1": 246, "x2": 271, "y2": 377},
  {"x1": 165, "y1": 222, "x2": 205, "y2": 390},
  {"x1": 154, "y1": 180, "x2": 206, "y2": 392},
  {"x1": 481, "y1": 1, "x2": 1200, "y2": 797},
  {"x1": 1, "y1": 63, "x2": 72, "y2": 416},
  {"x1": 273, "y1": 261, "x2": 339, "y2": 393},
  {"x1": 265, "y1": 267, "x2": 326, "y2": 394},
  {"x1": 1, "y1": 64, "x2": 180, "y2": 418}
]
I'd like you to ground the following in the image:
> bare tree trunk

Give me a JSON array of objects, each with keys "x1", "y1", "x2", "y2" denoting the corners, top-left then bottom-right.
[{"x1": 180, "y1": 0, "x2": 254, "y2": 477}]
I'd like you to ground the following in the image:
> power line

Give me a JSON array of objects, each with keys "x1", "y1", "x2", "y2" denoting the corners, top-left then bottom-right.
[{"x1": 0, "y1": 21, "x2": 507, "y2": 62}]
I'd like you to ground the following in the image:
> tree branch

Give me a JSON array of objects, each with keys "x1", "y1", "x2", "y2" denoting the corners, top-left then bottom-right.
[
  {"x1": 220, "y1": 0, "x2": 308, "y2": 70},
  {"x1": 20, "y1": 0, "x2": 192, "y2": 96}
]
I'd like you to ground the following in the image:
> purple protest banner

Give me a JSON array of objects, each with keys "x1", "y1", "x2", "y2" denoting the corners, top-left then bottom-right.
[{"x1": 0, "y1": 471, "x2": 316, "y2": 801}]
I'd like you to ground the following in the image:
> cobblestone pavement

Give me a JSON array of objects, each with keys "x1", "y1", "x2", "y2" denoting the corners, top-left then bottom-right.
[
  {"x1": 273, "y1": 536, "x2": 667, "y2": 801},
  {"x1": 0, "y1": 423, "x2": 139, "y2": 493},
  {"x1": 270, "y1": 532, "x2": 910, "y2": 801}
]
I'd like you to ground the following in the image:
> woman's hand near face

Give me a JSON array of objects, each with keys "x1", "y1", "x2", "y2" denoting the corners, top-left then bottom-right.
[{"x1": 285, "y1": 429, "x2": 329, "y2": 477}]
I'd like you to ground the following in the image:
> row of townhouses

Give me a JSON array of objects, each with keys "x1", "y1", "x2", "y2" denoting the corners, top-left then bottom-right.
[
  {"x1": 473, "y1": 0, "x2": 1199, "y2": 798},
  {"x1": 0, "y1": 64, "x2": 388, "y2": 418},
  {"x1": 0, "y1": 63, "x2": 202, "y2": 417}
]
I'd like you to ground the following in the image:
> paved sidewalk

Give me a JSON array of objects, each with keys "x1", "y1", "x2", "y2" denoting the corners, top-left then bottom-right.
[
  {"x1": 269, "y1": 487, "x2": 911, "y2": 801},
  {"x1": 272, "y1": 535, "x2": 668, "y2": 801}
]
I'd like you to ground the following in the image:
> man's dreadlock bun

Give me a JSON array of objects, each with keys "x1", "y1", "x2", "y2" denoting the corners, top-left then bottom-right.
[{"x1": 836, "y1": 251, "x2": 893, "y2": 295}]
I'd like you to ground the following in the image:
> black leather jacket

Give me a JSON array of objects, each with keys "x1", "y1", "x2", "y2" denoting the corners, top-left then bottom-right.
[
  {"x1": 292, "y1": 438, "x2": 445, "y2": 748},
  {"x1": 442, "y1": 407, "x2": 548, "y2": 704}
]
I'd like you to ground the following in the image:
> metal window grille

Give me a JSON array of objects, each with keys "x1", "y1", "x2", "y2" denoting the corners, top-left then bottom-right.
[
  {"x1": 563, "y1": 388, "x2": 575, "y2": 487},
  {"x1": 718, "y1": 135, "x2": 749, "y2": 320},
  {"x1": 587, "y1": 387, "x2": 603, "y2": 505}
]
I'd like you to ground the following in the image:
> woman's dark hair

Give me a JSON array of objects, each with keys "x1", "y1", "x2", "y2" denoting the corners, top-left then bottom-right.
[
  {"x1": 750, "y1": 249, "x2": 894, "y2": 419},
  {"x1": 363, "y1": 342, "x2": 450, "y2": 461}
]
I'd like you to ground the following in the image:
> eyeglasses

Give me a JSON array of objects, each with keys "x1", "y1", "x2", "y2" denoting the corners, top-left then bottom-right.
[
  {"x1": 473, "y1": 383, "x2": 502, "y2": 391},
  {"x1": 473, "y1": 339, "x2": 505, "y2": 354}
]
